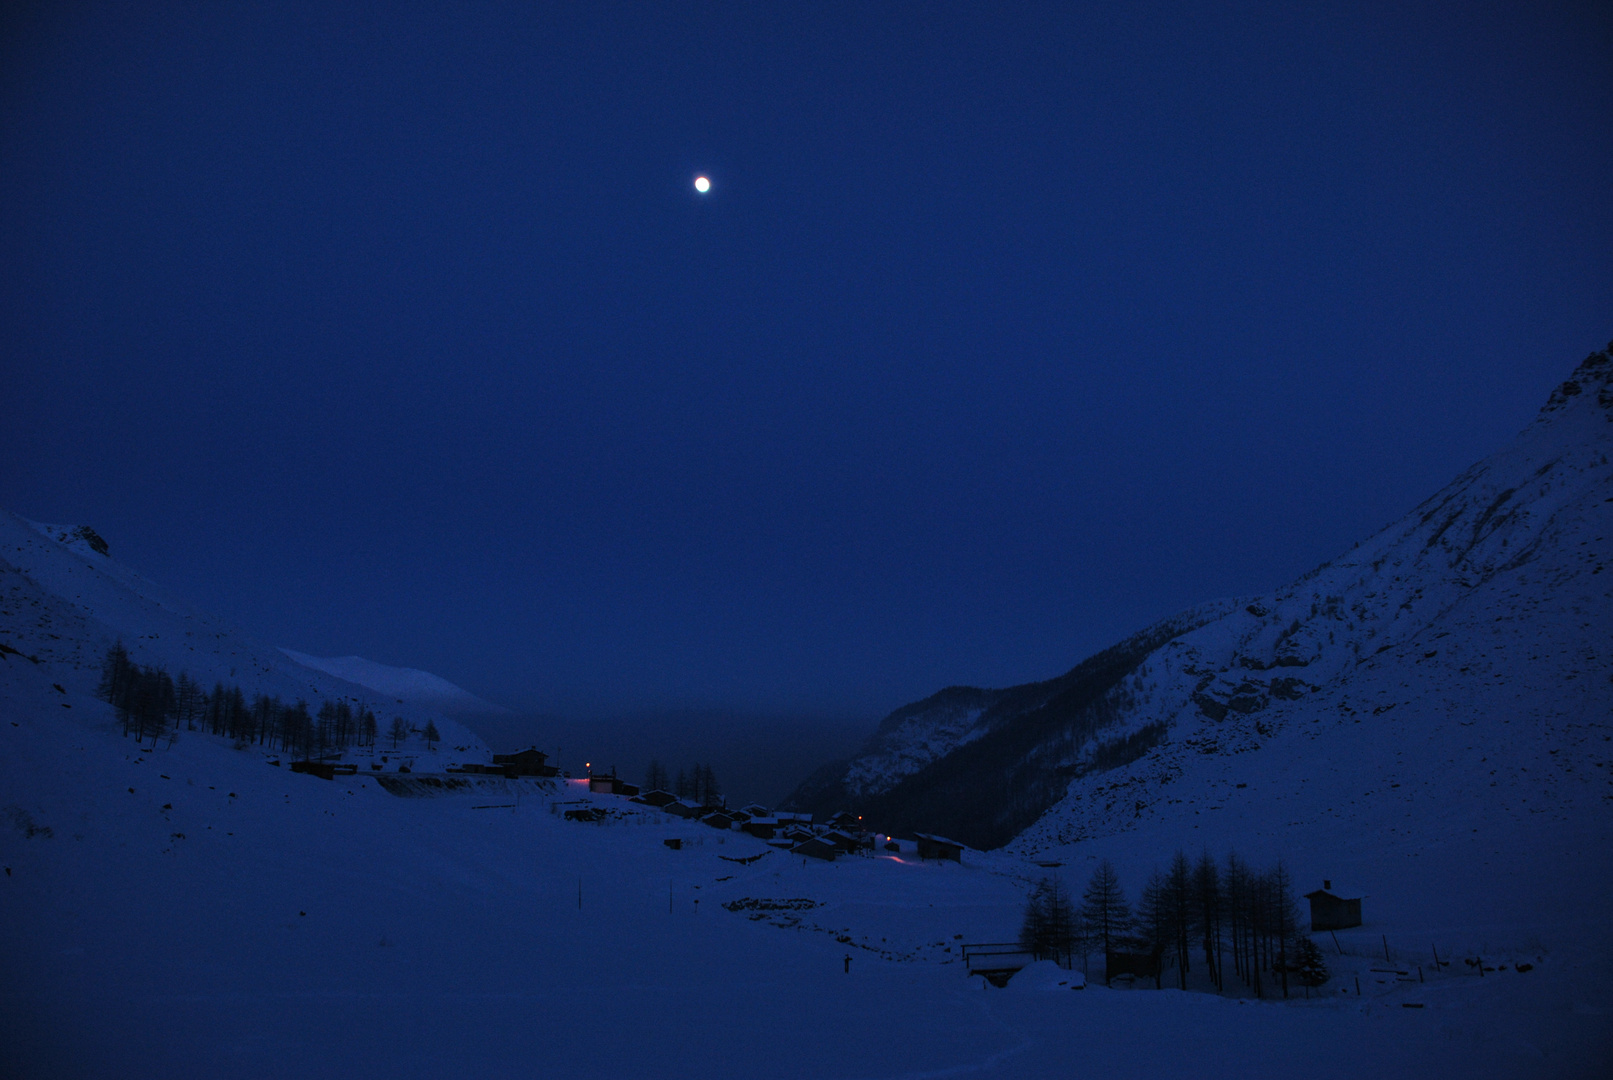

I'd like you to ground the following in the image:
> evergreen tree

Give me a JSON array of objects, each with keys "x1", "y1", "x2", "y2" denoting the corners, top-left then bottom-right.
[
  {"x1": 285, "y1": 700, "x2": 314, "y2": 759},
  {"x1": 675, "y1": 768, "x2": 694, "y2": 799},
  {"x1": 250, "y1": 694, "x2": 279, "y2": 747},
  {"x1": 221, "y1": 685, "x2": 248, "y2": 744},
  {"x1": 1291, "y1": 937, "x2": 1328, "y2": 987},
  {"x1": 174, "y1": 673, "x2": 202, "y2": 731},
  {"x1": 317, "y1": 701, "x2": 338, "y2": 754},
  {"x1": 1021, "y1": 877, "x2": 1077, "y2": 967},
  {"x1": 128, "y1": 666, "x2": 175, "y2": 744},
  {"x1": 1136, "y1": 870, "x2": 1170, "y2": 989},
  {"x1": 1224, "y1": 851, "x2": 1253, "y2": 991},
  {"x1": 645, "y1": 759, "x2": 669, "y2": 792},
  {"x1": 1269, "y1": 858, "x2": 1301, "y2": 998},
  {"x1": 699, "y1": 763, "x2": 721, "y2": 806},
  {"x1": 1193, "y1": 851, "x2": 1224, "y2": 990},
  {"x1": 97, "y1": 642, "x2": 138, "y2": 736},
  {"x1": 1079, "y1": 860, "x2": 1132, "y2": 986},
  {"x1": 1167, "y1": 850, "x2": 1194, "y2": 989},
  {"x1": 423, "y1": 720, "x2": 440, "y2": 749}
]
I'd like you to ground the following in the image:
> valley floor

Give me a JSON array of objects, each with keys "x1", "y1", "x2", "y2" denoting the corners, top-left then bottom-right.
[{"x1": 3, "y1": 665, "x2": 1610, "y2": 1078}]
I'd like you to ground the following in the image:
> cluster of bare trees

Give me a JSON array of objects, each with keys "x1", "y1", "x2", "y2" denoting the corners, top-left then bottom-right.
[
  {"x1": 97, "y1": 642, "x2": 412, "y2": 761},
  {"x1": 1020, "y1": 851, "x2": 1326, "y2": 998},
  {"x1": 644, "y1": 760, "x2": 723, "y2": 805}
]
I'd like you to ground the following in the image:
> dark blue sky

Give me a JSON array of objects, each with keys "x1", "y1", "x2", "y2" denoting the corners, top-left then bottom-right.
[{"x1": 3, "y1": 1, "x2": 1610, "y2": 724}]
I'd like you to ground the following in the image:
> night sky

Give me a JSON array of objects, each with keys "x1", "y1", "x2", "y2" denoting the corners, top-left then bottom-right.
[{"x1": 3, "y1": 2, "x2": 1611, "y2": 726}]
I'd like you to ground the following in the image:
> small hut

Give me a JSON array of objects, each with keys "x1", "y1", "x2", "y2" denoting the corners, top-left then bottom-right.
[
  {"x1": 914, "y1": 833, "x2": 964, "y2": 862},
  {"x1": 1304, "y1": 880, "x2": 1364, "y2": 931}
]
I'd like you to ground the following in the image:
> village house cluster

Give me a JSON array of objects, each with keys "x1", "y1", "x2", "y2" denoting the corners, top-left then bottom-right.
[
  {"x1": 517, "y1": 750, "x2": 971, "y2": 864},
  {"x1": 287, "y1": 738, "x2": 976, "y2": 866}
]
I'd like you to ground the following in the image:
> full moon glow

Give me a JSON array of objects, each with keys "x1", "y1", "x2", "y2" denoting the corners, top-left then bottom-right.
[{"x1": 694, "y1": 175, "x2": 711, "y2": 193}]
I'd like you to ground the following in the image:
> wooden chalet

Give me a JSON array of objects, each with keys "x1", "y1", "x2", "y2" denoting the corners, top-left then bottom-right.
[
  {"x1": 774, "y1": 811, "x2": 813, "y2": 828},
  {"x1": 914, "y1": 833, "x2": 964, "y2": 862},
  {"x1": 791, "y1": 836, "x2": 840, "y2": 861},
  {"x1": 634, "y1": 788, "x2": 678, "y2": 807},
  {"x1": 663, "y1": 800, "x2": 703, "y2": 819},
  {"x1": 1304, "y1": 880, "x2": 1364, "y2": 931},
  {"x1": 738, "y1": 803, "x2": 770, "y2": 818},
  {"x1": 822, "y1": 830, "x2": 863, "y2": 855},
  {"x1": 491, "y1": 748, "x2": 559, "y2": 777},
  {"x1": 701, "y1": 810, "x2": 736, "y2": 831},
  {"x1": 741, "y1": 816, "x2": 779, "y2": 840}
]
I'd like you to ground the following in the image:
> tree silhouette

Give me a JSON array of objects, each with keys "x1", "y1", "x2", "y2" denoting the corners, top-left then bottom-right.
[
  {"x1": 1079, "y1": 860, "x2": 1132, "y2": 985},
  {"x1": 1021, "y1": 877, "x2": 1077, "y2": 967}
]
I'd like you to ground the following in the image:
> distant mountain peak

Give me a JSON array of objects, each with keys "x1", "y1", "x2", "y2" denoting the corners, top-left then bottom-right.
[
  {"x1": 1536, "y1": 339, "x2": 1612, "y2": 422},
  {"x1": 23, "y1": 520, "x2": 111, "y2": 557}
]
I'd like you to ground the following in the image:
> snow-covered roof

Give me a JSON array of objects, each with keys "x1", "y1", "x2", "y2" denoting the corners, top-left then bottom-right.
[{"x1": 914, "y1": 832, "x2": 964, "y2": 848}]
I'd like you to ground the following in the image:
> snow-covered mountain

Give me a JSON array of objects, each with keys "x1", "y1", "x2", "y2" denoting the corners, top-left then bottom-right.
[
  {"x1": 2, "y1": 346, "x2": 1610, "y2": 1077},
  {"x1": 279, "y1": 649, "x2": 508, "y2": 716},
  {"x1": 787, "y1": 343, "x2": 1613, "y2": 853},
  {"x1": 0, "y1": 509, "x2": 491, "y2": 757}
]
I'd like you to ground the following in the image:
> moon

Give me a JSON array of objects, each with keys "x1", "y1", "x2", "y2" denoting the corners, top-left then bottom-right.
[{"x1": 694, "y1": 175, "x2": 711, "y2": 193}]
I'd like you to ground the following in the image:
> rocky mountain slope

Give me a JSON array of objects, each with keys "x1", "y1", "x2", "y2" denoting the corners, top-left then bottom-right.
[{"x1": 786, "y1": 343, "x2": 1613, "y2": 851}]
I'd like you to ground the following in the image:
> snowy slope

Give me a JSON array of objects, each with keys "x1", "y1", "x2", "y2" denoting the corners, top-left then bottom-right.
[
  {"x1": 0, "y1": 509, "x2": 489, "y2": 759},
  {"x1": 2, "y1": 346, "x2": 1611, "y2": 1078},
  {"x1": 3, "y1": 648, "x2": 1610, "y2": 1078},
  {"x1": 279, "y1": 649, "x2": 508, "y2": 716},
  {"x1": 789, "y1": 344, "x2": 1613, "y2": 855},
  {"x1": 1016, "y1": 343, "x2": 1612, "y2": 852}
]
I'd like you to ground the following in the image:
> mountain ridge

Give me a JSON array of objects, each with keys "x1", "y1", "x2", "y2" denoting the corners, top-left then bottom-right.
[
  {"x1": 785, "y1": 341, "x2": 1613, "y2": 850},
  {"x1": 0, "y1": 508, "x2": 491, "y2": 756}
]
